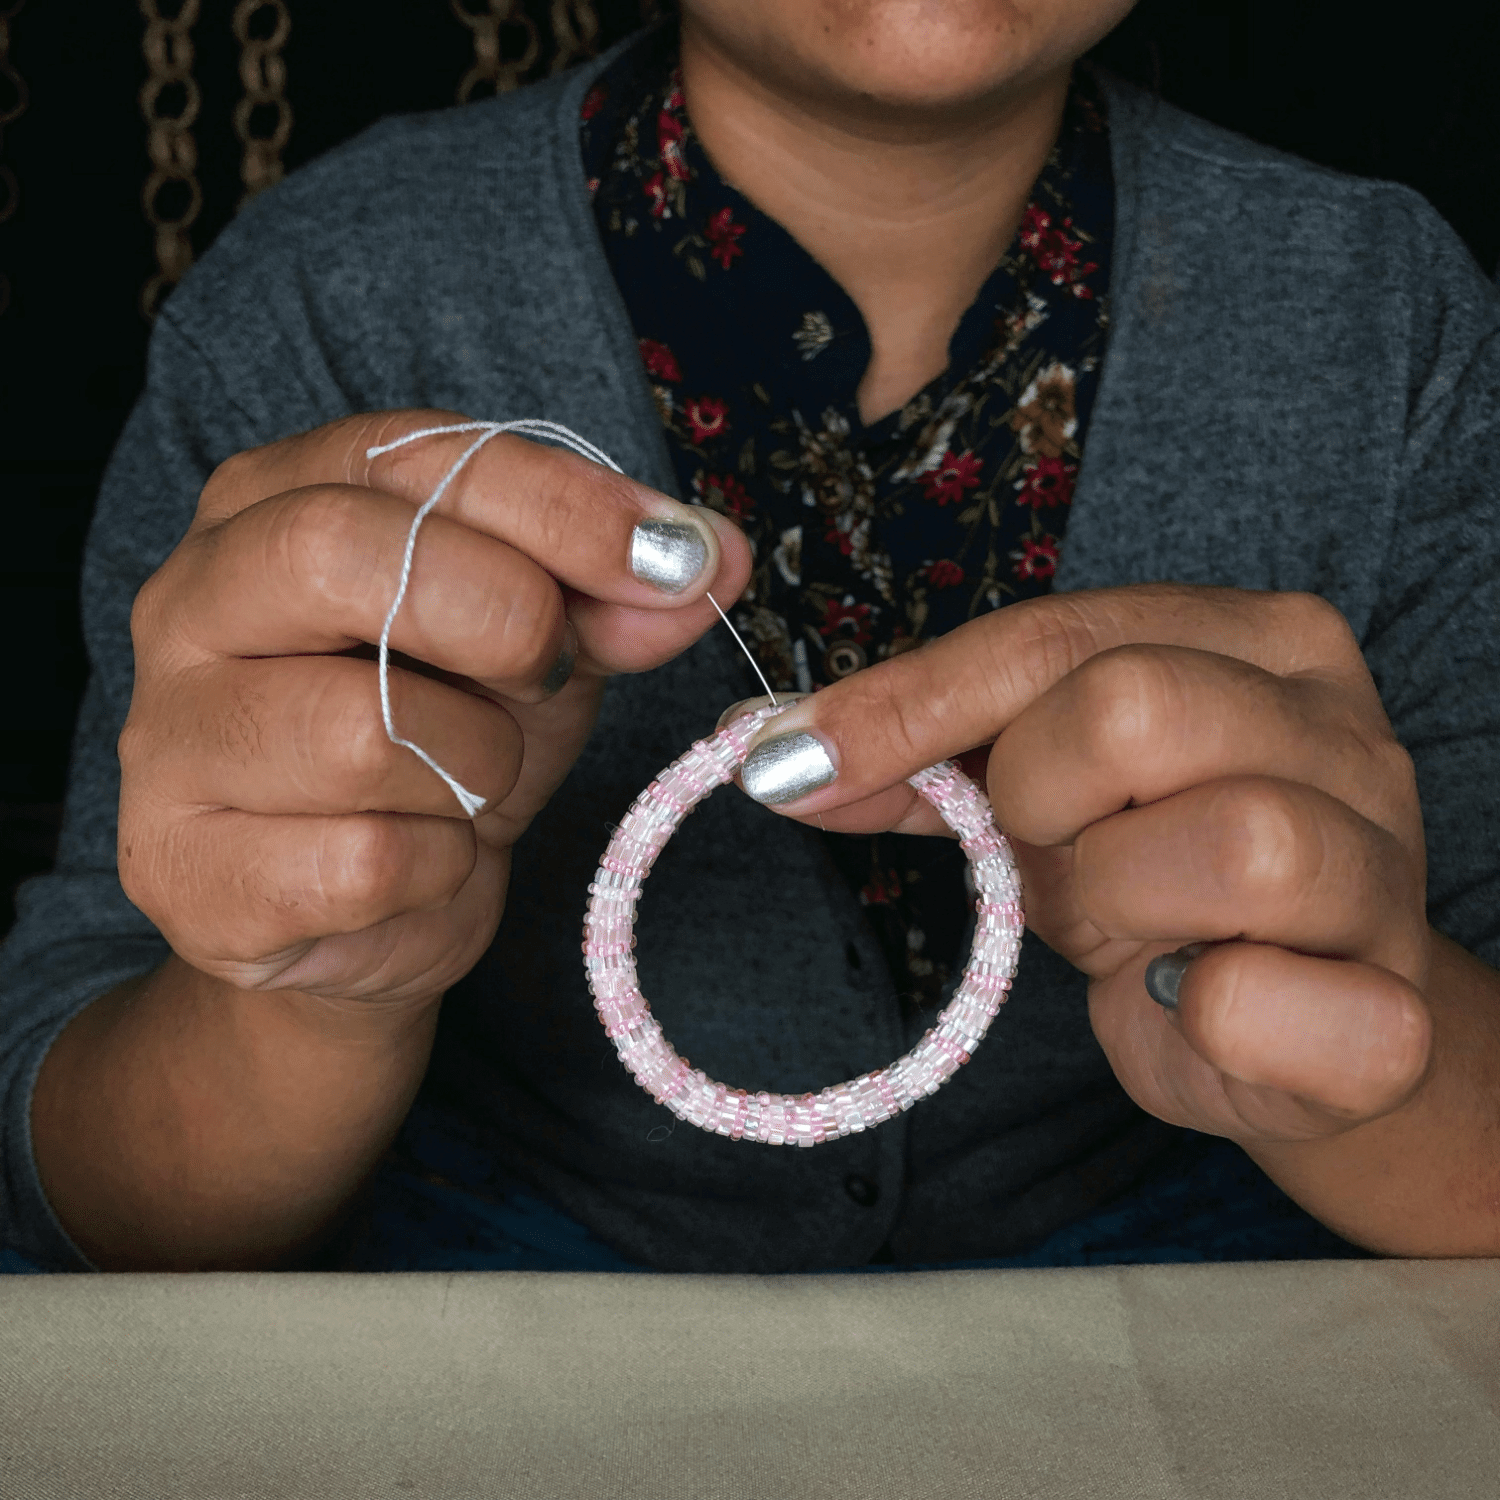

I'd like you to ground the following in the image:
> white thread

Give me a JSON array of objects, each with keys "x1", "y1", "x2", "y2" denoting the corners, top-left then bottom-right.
[
  {"x1": 707, "y1": 592, "x2": 778, "y2": 708},
  {"x1": 367, "y1": 419, "x2": 774, "y2": 817}
]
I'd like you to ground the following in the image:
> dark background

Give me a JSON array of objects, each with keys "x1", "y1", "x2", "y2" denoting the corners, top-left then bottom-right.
[{"x1": 1, "y1": 0, "x2": 1497, "y2": 935}]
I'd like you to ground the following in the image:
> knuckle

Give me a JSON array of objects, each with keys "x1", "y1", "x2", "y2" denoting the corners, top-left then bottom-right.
[
  {"x1": 275, "y1": 486, "x2": 368, "y2": 599},
  {"x1": 1322, "y1": 696, "x2": 1422, "y2": 842},
  {"x1": 429, "y1": 831, "x2": 477, "y2": 906},
  {"x1": 471, "y1": 699, "x2": 525, "y2": 797},
  {"x1": 1070, "y1": 645, "x2": 1179, "y2": 767},
  {"x1": 864, "y1": 663, "x2": 938, "y2": 771},
  {"x1": 326, "y1": 815, "x2": 411, "y2": 924},
  {"x1": 522, "y1": 436, "x2": 622, "y2": 515},
  {"x1": 1205, "y1": 778, "x2": 1317, "y2": 903},
  {"x1": 117, "y1": 861, "x2": 159, "y2": 926},
  {"x1": 115, "y1": 816, "x2": 156, "y2": 915},
  {"x1": 488, "y1": 583, "x2": 564, "y2": 681},
  {"x1": 330, "y1": 684, "x2": 397, "y2": 795},
  {"x1": 117, "y1": 805, "x2": 189, "y2": 932},
  {"x1": 1371, "y1": 731, "x2": 1418, "y2": 799},
  {"x1": 116, "y1": 707, "x2": 152, "y2": 776},
  {"x1": 1003, "y1": 597, "x2": 1098, "y2": 700},
  {"x1": 351, "y1": 411, "x2": 414, "y2": 482},
  {"x1": 528, "y1": 460, "x2": 582, "y2": 556},
  {"x1": 1272, "y1": 591, "x2": 1358, "y2": 662},
  {"x1": 201, "y1": 447, "x2": 258, "y2": 512},
  {"x1": 128, "y1": 564, "x2": 173, "y2": 652},
  {"x1": 364, "y1": 408, "x2": 463, "y2": 488}
]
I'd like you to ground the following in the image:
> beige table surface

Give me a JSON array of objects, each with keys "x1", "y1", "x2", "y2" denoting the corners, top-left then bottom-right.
[{"x1": 2, "y1": 1260, "x2": 1498, "y2": 1500}]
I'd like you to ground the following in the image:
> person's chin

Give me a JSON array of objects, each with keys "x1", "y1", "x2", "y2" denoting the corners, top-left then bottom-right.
[
  {"x1": 785, "y1": 50, "x2": 1067, "y2": 133},
  {"x1": 683, "y1": 0, "x2": 1085, "y2": 130},
  {"x1": 728, "y1": 0, "x2": 1135, "y2": 118}
]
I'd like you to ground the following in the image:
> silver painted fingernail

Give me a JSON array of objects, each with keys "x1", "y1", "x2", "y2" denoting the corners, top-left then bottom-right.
[
  {"x1": 630, "y1": 519, "x2": 708, "y2": 594},
  {"x1": 742, "y1": 731, "x2": 836, "y2": 805},
  {"x1": 1144, "y1": 944, "x2": 1207, "y2": 1010}
]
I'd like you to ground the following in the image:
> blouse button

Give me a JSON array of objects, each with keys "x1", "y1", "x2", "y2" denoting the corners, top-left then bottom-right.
[
  {"x1": 844, "y1": 1173, "x2": 881, "y2": 1207},
  {"x1": 823, "y1": 641, "x2": 867, "y2": 678}
]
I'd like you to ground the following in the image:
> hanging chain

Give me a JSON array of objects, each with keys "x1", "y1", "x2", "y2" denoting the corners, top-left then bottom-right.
[
  {"x1": 232, "y1": 0, "x2": 292, "y2": 210},
  {"x1": 0, "y1": 0, "x2": 29, "y2": 318},
  {"x1": 451, "y1": 0, "x2": 538, "y2": 103},
  {"x1": 548, "y1": 0, "x2": 599, "y2": 75},
  {"x1": 138, "y1": 0, "x2": 202, "y2": 321}
]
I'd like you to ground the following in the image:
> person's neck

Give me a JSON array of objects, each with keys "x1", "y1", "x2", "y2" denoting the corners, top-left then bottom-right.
[{"x1": 680, "y1": 27, "x2": 1071, "y2": 424}]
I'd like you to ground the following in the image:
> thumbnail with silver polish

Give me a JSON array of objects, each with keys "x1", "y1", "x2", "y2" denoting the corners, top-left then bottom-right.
[
  {"x1": 630, "y1": 519, "x2": 708, "y2": 594},
  {"x1": 741, "y1": 731, "x2": 836, "y2": 805}
]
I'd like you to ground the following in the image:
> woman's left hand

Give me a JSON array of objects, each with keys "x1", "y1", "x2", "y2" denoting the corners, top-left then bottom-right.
[{"x1": 735, "y1": 583, "x2": 1436, "y2": 1147}]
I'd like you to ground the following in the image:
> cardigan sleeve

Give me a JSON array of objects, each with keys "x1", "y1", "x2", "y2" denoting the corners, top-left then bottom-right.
[
  {"x1": 1360, "y1": 195, "x2": 1500, "y2": 968},
  {"x1": 0, "y1": 57, "x2": 651, "y2": 1271},
  {"x1": 0, "y1": 317, "x2": 265, "y2": 1269}
]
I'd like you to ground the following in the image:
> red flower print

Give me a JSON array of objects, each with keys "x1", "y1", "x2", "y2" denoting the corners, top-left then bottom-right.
[
  {"x1": 861, "y1": 869, "x2": 903, "y2": 906},
  {"x1": 1019, "y1": 204, "x2": 1099, "y2": 298},
  {"x1": 820, "y1": 598, "x2": 873, "y2": 644},
  {"x1": 1015, "y1": 454, "x2": 1077, "y2": 509},
  {"x1": 926, "y1": 559, "x2": 965, "y2": 589},
  {"x1": 700, "y1": 472, "x2": 752, "y2": 519},
  {"x1": 644, "y1": 171, "x2": 669, "y2": 219},
  {"x1": 920, "y1": 450, "x2": 983, "y2": 505},
  {"x1": 823, "y1": 520, "x2": 855, "y2": 557},
  {"x1": 1013, "y1": 535, "x2": 1060, "y2": 581},
  {"x1": 658, "y1": 109, "x2": 689, "y2": 182},
  {"x1": 638, "y1": 338, "x2": 681, "y2": 383},
  {"x1": 705, "y1": 206, "x2": 745, "y2": 270},
  {"x1": 1019, "y1": 203, "x2": 1053, "y2": 251},
  {"x1": 683, "y1": 396, "x2": 729, "y2": 445},
  {"x1": 580, "y1": 85, "x2": 607, "y2": 122}
]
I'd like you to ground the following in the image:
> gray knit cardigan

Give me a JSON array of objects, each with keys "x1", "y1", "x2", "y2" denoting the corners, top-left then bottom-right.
[{"x1": 4, "y1": 45, "x2": 1499, "y2": 1272}]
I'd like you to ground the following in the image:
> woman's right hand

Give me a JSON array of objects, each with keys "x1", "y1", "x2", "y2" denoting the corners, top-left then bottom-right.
[{"x1": 118, "y1": 411, "x2": 748, "y2": 1010}]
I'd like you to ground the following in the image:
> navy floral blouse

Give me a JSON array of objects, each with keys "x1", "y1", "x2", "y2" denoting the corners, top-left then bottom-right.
[{"x1": 581, "y1": 27, "x2": 1114, "y2": 1010}]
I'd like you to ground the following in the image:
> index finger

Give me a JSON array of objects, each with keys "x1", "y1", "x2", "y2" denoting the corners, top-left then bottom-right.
[
  {"x1": 736, "y1": 585, "x2": 1373, "y2": 812},
  {"x1": 199, "y1": 410, "x2": 737, "y2": 610}
]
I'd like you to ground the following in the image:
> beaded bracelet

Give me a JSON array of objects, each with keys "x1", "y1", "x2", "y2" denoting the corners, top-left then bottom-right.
[
  {"x1": 583, "y1": 703, "x2": 1025, "y2": 1145},
  {"x1": 362, "y1": 418, "x2": 1026, "y2": 1144}
]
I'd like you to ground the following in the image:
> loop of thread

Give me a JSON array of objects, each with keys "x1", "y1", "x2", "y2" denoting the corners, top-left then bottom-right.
[{"x1": 366, "y1": 419, "x2": 776, "y2": 818}]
